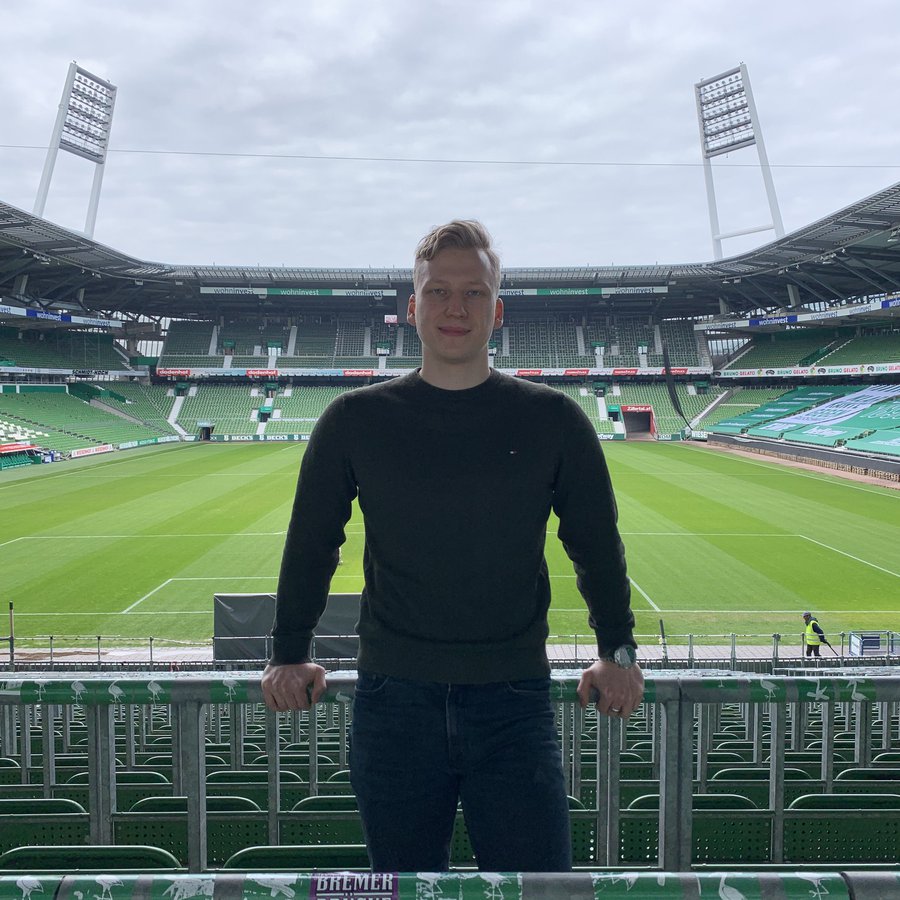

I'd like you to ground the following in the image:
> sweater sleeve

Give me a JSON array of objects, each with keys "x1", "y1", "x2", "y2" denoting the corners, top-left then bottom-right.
[
  {"x1": 269, "y1": 396, "x2": 358, "y2": 665},
  {"x1": 551, "y1": 398, "x2": 635, "y2": 658}
]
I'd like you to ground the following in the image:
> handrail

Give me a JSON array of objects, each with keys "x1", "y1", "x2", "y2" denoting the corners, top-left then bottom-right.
[
  {"x1": 0, "y1": 672, "x2": 897, "y2": 873},
  {"x1": 0, "y1": 871, "x2": 882, "y2": 897}
]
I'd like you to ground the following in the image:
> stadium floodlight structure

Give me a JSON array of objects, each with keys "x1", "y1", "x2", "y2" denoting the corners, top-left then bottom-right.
[
  {"x1": 33, "y1": 61, "x2": 118, "y2": 238},
  {"x1": 695, "y1": 63, "x2": 784, "y2": 260}
]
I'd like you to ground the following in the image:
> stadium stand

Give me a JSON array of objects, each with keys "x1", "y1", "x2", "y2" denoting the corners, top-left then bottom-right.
[
  {"x1": 156, "y1": 320, "x2": 222, "y2": 367},
  {"x1": 0, "y1": 389, "x2": 173, "y2": 452},
  {"x1": 0, "y1": 327, "x2": 129, "y2": 371},
  {"x1": 93, "y1": 382, "x2": 177, "y2": 432},
  {"x1": 614, "y1": 383, "x2": 725, "y2": 435},
  {"x1": 265, "y1": 386, "x2": 350, "y2": 434},
  {"x1": 550, "y1": 384, "x2": 611, "y2": 432},
  {"x1": 816, "y1": 329, "x2": 900, "y2": 366},
  {"x1": 708, "y1": 385, "x2": 861, "y2": 436},
  {"x1": 177, "y1": 385, "x2": 265, "y2": 435},
  {"x1": 695, "y1": 387, "x2": 787, "y2": 431},
  {"x1": 158, "y1": 320, "x2": 216, "y2": 353},
  {"x1": 271, "y1": 319, "x2": 340, "y2": 367},
  {"x1": 648, "y1": 319, "x2": 705, "y2": 367},
  {"x1": 334, "y1": 318, "x2": 369, "y2": 358},
  {"x1": 724, "y1": 331, "x2": 843, "y2": 370},
  {"x1": 218, "y1": 322, "x2": 288, "y2": 356}
]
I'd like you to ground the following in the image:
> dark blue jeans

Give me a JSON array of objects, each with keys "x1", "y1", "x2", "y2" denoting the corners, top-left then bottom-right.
[{"x1": 349, "y1": 672, "x2": 572, "y2": 872}]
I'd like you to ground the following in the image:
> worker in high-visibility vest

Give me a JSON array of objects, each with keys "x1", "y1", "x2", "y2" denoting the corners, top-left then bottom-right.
[{"x1": 802, "y1": 611, "x2": 826, "y2": 657}]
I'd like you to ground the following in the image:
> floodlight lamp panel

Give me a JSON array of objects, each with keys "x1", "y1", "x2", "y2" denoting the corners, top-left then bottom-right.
[{"x1": 58, "y1": 66, "x2": 118, "y2": 164}]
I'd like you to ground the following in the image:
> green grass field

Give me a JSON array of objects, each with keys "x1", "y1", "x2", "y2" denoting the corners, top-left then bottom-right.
[{"x1": 2, "y1": 441, "x2": 898, "y2": 650}]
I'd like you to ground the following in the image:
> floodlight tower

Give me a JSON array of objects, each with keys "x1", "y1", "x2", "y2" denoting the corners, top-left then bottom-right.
[
  {"x1": 33, "y1": 61, "x2": 118, "y2": 238},
  {"x1": 694, "y1": 63, "x2": 784, "y2": 260}
]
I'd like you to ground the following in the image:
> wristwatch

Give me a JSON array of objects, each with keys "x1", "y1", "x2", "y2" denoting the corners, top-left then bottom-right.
[{"x1": 603, "y1": 645, "x2": 637, "y2": 669}]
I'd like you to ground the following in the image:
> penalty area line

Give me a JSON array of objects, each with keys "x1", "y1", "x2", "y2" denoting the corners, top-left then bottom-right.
[
  {"x1": 629, "y1": 577, "x2": 660, "y2": 612},
  {"x1": 123, "y1": 579, "x2": 173, "y2": 614}
]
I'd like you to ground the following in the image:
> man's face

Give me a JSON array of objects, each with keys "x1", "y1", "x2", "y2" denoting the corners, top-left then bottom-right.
[{"x1": 408, "y1": 247, "x2": 503, "y2": 369}]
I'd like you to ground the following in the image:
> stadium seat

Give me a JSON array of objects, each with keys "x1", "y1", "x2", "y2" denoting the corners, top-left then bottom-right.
[
  {"x1": 128, "y1": 795, "x2": 261, "y2": 812},
  {"x1": 0, "y1": 844, "x2": 182, "y2": 872},
  {"x1": 788, "y1": 793, "x2": 900, "y2": 809},
  {"x1": 628, "y1": 793, "x2": 757, "y2": 809},
  {"x1": 223, "y1": 843, "x2": 370, "y2": 870}
]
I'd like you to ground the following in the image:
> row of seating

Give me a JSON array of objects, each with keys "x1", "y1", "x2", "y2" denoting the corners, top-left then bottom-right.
[
  {"x1": 0, "y1": 790, "x2": 897, "y2": 868},
  {"x1": 0, "y1": 329, "x2": 125, "y2": 369},
  {"x1": 154, "y1": 316, "x2": 708, "y2": 368}
]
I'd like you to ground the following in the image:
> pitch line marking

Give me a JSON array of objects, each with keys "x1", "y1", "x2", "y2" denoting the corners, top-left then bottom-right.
[
  {"x1": 13, "y1": 611, "x2": 213, "y2": 617},
  {"x1": 0, "y1": 537, "x2": 26, "y2": 549},
  {"x1": 120, "y1": 574, "x2": 360, "y2": 614},
  {"x1": 799, "y1": 535, "x2": 900, "y2": 579},
  {"x1": 123, "y1": 579, "x2": 173, "y2": 613},
  {"x1": 7, "y1": 532, "x2": 287, "y2": 540},
  {"x1": 628, "y1": 577, "x2": 660, "y2": 612}
]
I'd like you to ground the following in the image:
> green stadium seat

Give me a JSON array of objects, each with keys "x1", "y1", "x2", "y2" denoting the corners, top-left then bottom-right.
[
  {"x1": 207, "y1": 769, "x2": 303, "y2": 783},
  {"x1": 291, "y1": 795, "x2": 358, "y2": 812},
  {"x1": 788, "y1": 793, "x2": 900, "y2": 809},
  {"x1": 223, "y1": 843, "x2": 370, "y2": 870},
  {"x1": 711, "y1": 767, "x2": 813, "y2": 781},
  {"x1": 0, "y1": 798, "x2": 84, "y2": 814},
  {"x1": 128, "y1": 795, "x2": 261, "y2": 812},
  {"x1": 628, "y1": 793, "x2": 757, "y2": 809},
  {"x1": 0, "y1": 844, "x2": 181, "y2": 872},
  {"x1": 836, "y1": 767, "x2": 900, "y2": 781},
  {"x1": 65, "y1": 770, "x2": 170, "y2": 784}
]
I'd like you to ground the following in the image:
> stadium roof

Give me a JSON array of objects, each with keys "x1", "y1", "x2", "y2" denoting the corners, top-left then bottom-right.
[{"x1": 1, "y1": 181, "x2": 900, "y2": 324}]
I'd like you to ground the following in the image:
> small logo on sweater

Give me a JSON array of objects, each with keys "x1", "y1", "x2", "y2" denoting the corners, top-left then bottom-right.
[{"x1": 509, "y1": 449, "x2": 518, "y2": 455}]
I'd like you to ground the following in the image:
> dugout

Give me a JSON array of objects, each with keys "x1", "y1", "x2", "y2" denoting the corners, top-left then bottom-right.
[{"x1": 212, "y1": 592, "x2": 360, "y2": 662}]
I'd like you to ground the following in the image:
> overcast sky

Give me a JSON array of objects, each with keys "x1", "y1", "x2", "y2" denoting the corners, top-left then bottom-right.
[{"x1": 1, "y1": 0, "x2": 899, "y2": 271}]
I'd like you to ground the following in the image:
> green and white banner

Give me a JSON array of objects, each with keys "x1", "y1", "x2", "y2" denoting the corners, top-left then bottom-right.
[
  {"x1": 199, "y1": 287, "x2": 397, "y2": 297},
  {"x1": 499, "y1": 286, "x2": 667, "y2": 297}
]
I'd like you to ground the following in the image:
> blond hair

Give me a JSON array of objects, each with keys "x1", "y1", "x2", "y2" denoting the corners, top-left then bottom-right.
[{"x1": 413, "y1": 220, "x2": 501, "y2": 296}]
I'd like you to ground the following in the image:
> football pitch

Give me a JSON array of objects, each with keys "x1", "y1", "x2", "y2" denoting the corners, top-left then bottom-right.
[{"x1": 2, "y1": 441, "x2": 898, "y2": 650}]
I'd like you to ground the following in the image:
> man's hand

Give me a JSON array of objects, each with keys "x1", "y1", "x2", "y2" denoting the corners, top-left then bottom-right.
[
  {"x1": 576, "y1": 658, "x2": 644, "y2": 718},
  {"x1": 261, "y1": 662, "x2": 327, "y2": 711}
]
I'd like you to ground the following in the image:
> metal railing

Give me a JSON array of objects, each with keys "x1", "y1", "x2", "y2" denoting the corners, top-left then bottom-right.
[
  {"x1": 0, "y1": 672, "x2": 898, "y2": 872},
  {"x1": 3, "y1": 630, "x2": 898, "y2": 672}
]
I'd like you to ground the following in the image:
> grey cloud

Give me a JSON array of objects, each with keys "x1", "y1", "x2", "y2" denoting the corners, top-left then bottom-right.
[{"x1": 1, "y1": 0, "x2": 899, "y2": 270}]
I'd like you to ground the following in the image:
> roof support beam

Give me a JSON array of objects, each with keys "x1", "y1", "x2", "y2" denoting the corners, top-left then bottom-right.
[
  {"x1": 831, "y1": 258, "x2": 891, "y2": 294},
  {"x1": 843, "y1": 256, "x2": 900, "y2": 292}
]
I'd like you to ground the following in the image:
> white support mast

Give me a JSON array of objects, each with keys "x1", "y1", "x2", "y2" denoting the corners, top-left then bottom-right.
[
  {"x1": 694, "y1": 63, "x2": 784, "y2": 260},
  {"x1": 34, "y1": 61, "x2": 118, "y2": 238}
]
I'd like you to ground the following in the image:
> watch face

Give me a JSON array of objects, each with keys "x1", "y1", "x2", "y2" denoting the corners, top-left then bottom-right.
[{"x1": 614, "y1": 645, "x2": 636, "y2": 668}]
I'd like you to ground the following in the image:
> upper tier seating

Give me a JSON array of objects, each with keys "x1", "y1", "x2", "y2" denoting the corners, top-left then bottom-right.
[
  {"x1": 0, "y1": 328, "x2": 128, "y2": 370},
  {"x1": 817, "y1": 331, "x2": 900, "y2": 366},
  {"x1": 724, "y1": 332, "x2": 841, "y2": 369},
  {"x1": 159, "y1": 321, "x2": 217, "y2": 355},
  {"x1": 218, "y1": 323, "x2": 288, "y2": 356}
]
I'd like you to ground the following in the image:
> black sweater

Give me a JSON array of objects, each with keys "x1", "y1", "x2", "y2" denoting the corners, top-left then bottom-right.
[{"x1": 271, "y1": 369, "x2": 635, "y2": 682}]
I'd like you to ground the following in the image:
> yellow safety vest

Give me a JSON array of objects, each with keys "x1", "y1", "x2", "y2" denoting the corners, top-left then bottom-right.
[{"x1": 804, "y1": 619, "x2": 823, "y2": 646}]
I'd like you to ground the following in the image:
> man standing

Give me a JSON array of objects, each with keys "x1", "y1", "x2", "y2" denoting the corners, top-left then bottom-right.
[
  {"x1": 802, "y1": 611, "x2": 826, "y2": 658},
  {"x1": 261, "y1": 220, "x2": 644, "y2": 872}
]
